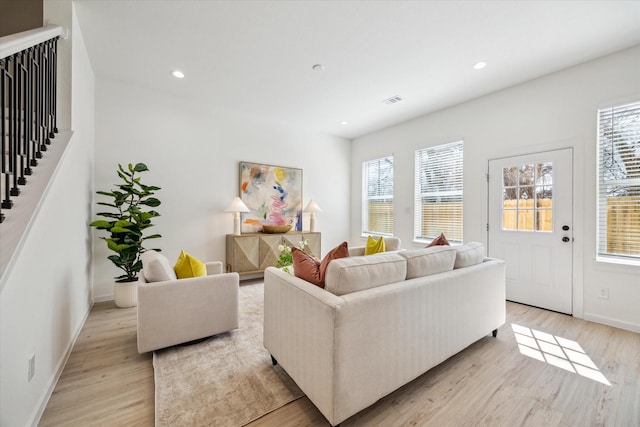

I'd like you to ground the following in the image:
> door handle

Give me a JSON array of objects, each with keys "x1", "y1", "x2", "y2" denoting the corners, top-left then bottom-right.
[
  {"x1": 562, "y1": 225, "x2": 570, "y2": 231},
  {"x1": 562, "y1": 236, "x2": 570, "y2": 242}
]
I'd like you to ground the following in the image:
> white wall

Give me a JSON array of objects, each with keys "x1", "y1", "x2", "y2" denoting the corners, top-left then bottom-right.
[
  {"x1": 92, "y1": 79, "x2": 351, "y2": 299},
  {"x1": 352, "y1": 45, "x2": 640, "y2": 332},
  {"x1": 0, "y1": 3, "x2": 95, "y2": 426}
]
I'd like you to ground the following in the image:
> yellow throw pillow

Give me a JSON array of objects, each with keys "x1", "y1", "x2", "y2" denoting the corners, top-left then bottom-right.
[
  {"x1": 364, "y1": 235, "x2": 386, "y2": 255},
  {"x1": 174, "y1": 250, "x2": 207, "y2": 279}
]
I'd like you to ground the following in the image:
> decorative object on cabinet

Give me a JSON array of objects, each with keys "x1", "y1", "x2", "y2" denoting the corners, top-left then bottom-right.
[
  {"x1": 226, "y1": 232, "x2": 320, "y2": 274},
  {"x1": 224, "y1": 197, "x2": 250, "y2": 235},
  {"x1": 303, "y1": 199, "x2": 322, "y2": 232},
  {"x1": 262, "y1": 224, "x2": 292, "y2": 234},
  {"x1": 239, "y1": 161, "x2": 303, "y2": 233}
]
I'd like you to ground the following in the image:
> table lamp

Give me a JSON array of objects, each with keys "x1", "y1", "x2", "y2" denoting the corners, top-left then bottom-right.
[
  {"x1": 225, "y1": 197, "x2": 250, "y2": 235},
  {"x1": 304, "y1": 200, "x2": 322, "y2": 232}
]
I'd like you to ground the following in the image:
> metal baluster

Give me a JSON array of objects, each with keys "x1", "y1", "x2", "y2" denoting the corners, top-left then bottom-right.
[
  {"x1": 28, "y1": 47, "x2": 38, "y2": 165},
  {"x1": 1, "y1": 59, "x2": 8, "y2": 219},
  {"x1": 9, "y1": 55, "x2": 20, "y2": 197},
  {"x1": 16, "y1": 52, "x2": 26, "y2": 185},
  {"x1": 51, "y1": 38, "x2": 58, "y2": 135},
  {"x1": 43, "y1": 42, "x2": 51, "y2": 146},
  {"x1": 20, "y1": 50, "x2": 33, "y2": 177}
]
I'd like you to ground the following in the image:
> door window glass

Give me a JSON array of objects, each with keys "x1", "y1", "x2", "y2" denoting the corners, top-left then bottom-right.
[{"x1": 502, "y1": 163, "x2": 553, "y2": 231}]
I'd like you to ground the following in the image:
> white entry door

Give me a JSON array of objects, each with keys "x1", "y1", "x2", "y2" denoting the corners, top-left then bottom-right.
[{"x1": 488, "y1": 148, "x2": 573, "y2": 314}]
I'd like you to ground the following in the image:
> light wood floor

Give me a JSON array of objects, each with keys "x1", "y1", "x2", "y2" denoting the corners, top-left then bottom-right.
[{"x1": 40, "y1": 289, "x2": 640, "y2": 426}]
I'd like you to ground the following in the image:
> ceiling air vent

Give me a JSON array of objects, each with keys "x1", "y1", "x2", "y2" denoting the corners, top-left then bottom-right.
[{"x1": 382, "y1": 95, "x2": 403, "y2": 105}]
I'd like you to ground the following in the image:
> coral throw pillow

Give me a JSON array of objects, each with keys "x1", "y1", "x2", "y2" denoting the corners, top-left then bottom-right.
[
  {"x1": 174, "y1": 250, "x2": 207, "y2": 279},
  {"x1": 293, "y1": 241, "x2": 349, "y2": 288},
  {"x1": 426, "y1": 233, "x2": 450, "y2": 247},
  {"x1": 364, "y1": 235, "x2": 386, "y2": 255}
]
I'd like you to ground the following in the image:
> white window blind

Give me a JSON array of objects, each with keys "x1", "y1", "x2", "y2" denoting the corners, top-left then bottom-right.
[
  {"x1": 362, "y1": 156, "x2": 393, "y2": 235},
  {"x1": 414, "y1": 141, "x2": 463, "y2": 243},
  {"x1": 597, "y1": 101, "x2": 640, "y2": 264}
]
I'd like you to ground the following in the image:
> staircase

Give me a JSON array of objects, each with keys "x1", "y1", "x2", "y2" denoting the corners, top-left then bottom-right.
[{"x1": 1, "y1": 25, "x2": 63, "y2": 223}]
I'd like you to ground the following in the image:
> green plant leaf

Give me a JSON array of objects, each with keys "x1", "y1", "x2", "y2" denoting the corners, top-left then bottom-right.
[
  {"x1": 140, "y1": 184, "x2": 161, "y2": 191},
  {"x1": 143, "y1": 234, "x2": 162, "y2": 240},
  {"x1": 114, "y1": 219, "x2": 134, "y2": 228},
  {"x1": 110, "y1": 226, "x2": 132, "y2": 233},
  {"x1": 133, "y1": 163, "x2": 149, "y2": 172},
  {"x1": 141, "y1": 197, "x2": 161, "y2": 207},
  {"x1": 96, "y1": 191, "x2": 115, "y2": 197},
  {"x1": 106, "y1": 239, "x2": 119, "y2": 252},
  {"x1": 96, "y1": 202, "x2": 117, "y2": 208},
  {"x1": 89, "y1": 220, "x2": 111, "y2": 228},
  {"x1": 95, "y1": 212, "x2": 120, "y2": 219}
]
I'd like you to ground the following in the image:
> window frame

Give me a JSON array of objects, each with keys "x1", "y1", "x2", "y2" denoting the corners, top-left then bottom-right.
[
  {"x1": 362, "y1": 155, "x2": 394, "y2": 237},
  {"x1": 596, "y1": 100, "x2": 640, "y2": 266},
  {"x1": 413, "y1": 140, "x2": 464, "y2": 244}
]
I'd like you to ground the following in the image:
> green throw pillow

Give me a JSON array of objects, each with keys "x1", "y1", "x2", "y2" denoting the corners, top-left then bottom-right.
[
  {"x1": 364, "y1": 236, "x2": 386, "y2": 255},
  {"x1": 174, "y1": 250, "x2": 207, "y2": 279}
]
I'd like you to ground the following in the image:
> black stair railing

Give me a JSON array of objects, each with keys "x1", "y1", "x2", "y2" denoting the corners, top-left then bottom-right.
[{"x1": 1, "y1": 32, "x2": 59, "y2": 224}]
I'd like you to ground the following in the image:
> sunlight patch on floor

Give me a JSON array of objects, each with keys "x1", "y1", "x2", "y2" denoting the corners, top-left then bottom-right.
[{"x1": 511, "y1": 323, "x2": 611, "y2": 386}]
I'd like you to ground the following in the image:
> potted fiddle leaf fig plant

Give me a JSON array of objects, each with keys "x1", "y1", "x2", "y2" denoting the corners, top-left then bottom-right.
[{"x1": 90, "y1": 163, "x2": 161, "y2": 307}]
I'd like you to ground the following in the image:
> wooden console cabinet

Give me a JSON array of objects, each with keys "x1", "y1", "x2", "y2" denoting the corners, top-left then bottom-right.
[{"x1": 226, "y1": 232, "x2": 321, "y2": 274}]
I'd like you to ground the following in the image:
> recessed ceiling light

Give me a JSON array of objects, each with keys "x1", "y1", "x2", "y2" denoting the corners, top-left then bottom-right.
[
  {"x1": 171, "y1": 70, "x2": 185, "y2": 78},
  {"x1": 312, "y1": 64, "x2": 325, "y2": 72},
  {"x1": 473, "y1": 61, "x2": 487, "y2": 70},
  {"x1": 340, "y1": 121, "x2": 348, "y2": 126}
]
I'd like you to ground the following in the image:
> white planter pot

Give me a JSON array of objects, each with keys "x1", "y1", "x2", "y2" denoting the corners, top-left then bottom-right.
[{"x1": 114, "y1": 281, "x2": 138, "y2": 308}]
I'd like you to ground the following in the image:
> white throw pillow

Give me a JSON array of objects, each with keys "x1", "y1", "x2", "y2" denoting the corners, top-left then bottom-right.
[
  {"x1": 454, "y1": 242, "x2": 485, "y2": 268},
  {"x1": 141, "y1": 250, "x2": 177, "y2": 282}
]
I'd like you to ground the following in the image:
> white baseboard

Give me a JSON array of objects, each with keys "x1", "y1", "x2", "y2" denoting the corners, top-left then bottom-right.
[
  {"x1": 93, "y1": 294, "x2": 115, "y2": 303},
  {"x1": 583, "y1": 312, "x2": 640, "y2": 334},
  {"x1": 28, "y1": 301, "x2": 93, "y2": 427}
]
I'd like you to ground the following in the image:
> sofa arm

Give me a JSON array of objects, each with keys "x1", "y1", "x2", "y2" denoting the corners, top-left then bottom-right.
[
  {"x1": 206, "y1": 261, "x2": 223, "y2": 275},
  {"x1": 263, "y1": 267, "x2": 345, "y2": 423},
  {"x1": 137, "y1": 271, "x2": 239, "y2": 353}
]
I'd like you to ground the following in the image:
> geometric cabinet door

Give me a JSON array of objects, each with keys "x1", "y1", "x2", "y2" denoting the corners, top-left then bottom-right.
[{"x1": 226, "y1": 232, "x2": 321, "y2": 274}]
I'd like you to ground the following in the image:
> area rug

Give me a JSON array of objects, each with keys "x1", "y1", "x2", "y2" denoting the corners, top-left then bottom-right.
[{"x1": 153, "y1": 281, "x2": 303, "y2": 426}]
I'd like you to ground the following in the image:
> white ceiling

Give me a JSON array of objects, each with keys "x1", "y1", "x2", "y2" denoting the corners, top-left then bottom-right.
[{"x1": 74, "y1": 0, "x2": 640, "y2": 139}]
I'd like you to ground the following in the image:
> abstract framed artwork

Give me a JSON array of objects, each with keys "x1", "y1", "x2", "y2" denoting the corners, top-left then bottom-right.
[{"x1": 239, "y1": 161, "x2": 303, "y2": 233}]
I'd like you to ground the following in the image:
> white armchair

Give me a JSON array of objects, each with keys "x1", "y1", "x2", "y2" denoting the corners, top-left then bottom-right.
[{"x1": 136, "y1": 250, "x2": 239, "y2": 353}]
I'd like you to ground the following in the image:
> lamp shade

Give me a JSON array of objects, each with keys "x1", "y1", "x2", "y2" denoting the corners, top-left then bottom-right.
[
  {"x1": 304, "y1": 200, "x2": 322, "y2": 213},
  {"x1": 224, "y1": 197, "x2": 250, "y2": 213}
]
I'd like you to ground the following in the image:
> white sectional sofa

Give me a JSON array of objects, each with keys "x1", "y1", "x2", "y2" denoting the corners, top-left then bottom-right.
[{"x1": 263, "y1": 243, "x2": 505, "y2": 426}]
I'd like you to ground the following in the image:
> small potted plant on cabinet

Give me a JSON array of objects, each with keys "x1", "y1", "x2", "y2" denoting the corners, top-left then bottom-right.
[{"x1": 90, "y1": 163, "x2": 161, "y2": 307}]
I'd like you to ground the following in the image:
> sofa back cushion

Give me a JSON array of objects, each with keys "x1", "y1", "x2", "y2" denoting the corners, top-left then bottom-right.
[
  {"x1": 324, "y1": 253, "x2": 407, "y2": 296},
  {"x1": 454, "y1": 242, "x2": 485, "y2": 268},
  {"x1": 399, "y1": 246, "x2": 456, "y2": 279},
  {"x1": 141, "y1": 250, "x2": 177, "y2": 282}
]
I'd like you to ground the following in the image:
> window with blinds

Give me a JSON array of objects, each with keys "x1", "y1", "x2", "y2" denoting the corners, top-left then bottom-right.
[
  {"x1": 414, "y1": 141, "x2": 463, "y2": 243},
  {"x1": 597, "y1": 101, "x2": 640, "y2": 264},
  {"x1": 362, "y1": 156, "x2": 393, "y2": 235}
]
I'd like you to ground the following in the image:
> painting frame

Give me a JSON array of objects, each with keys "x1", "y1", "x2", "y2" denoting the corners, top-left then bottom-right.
[{"x1": 239, "y1": 161, "x2": 303, "y2": 233}]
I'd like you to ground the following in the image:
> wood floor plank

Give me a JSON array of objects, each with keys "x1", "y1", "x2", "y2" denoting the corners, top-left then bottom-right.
[{"x1": 39, "y1": 298, "x2": 640, "y2": 427}]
